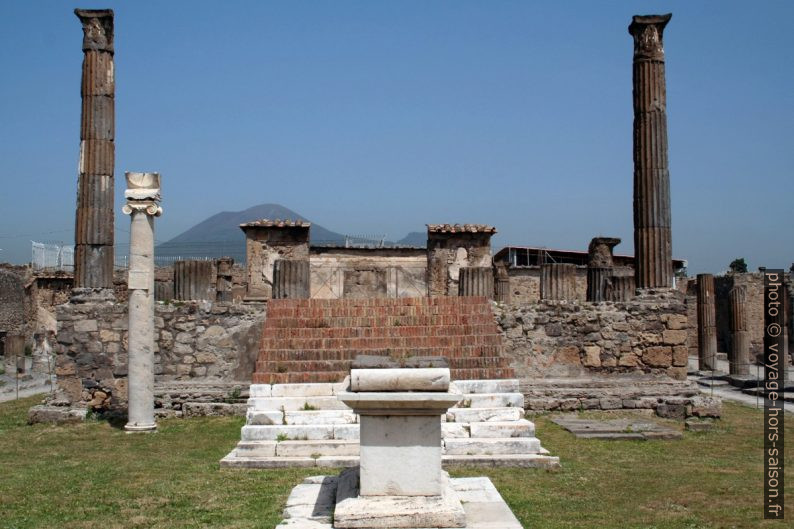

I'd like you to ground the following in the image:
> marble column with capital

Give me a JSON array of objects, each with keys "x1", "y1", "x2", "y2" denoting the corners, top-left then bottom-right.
[
  {"x1": 123, "y1": 172, "x2": 162, "y2": 433},
  {"x1": 74, "y1": 9, "x2": 116, "y2": 292},
  {"x1": 629, "y1": 14, "x2": 673, "y2": 289}
]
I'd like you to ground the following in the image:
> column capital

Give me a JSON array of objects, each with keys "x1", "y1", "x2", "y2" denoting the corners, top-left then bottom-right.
[
  {"x1": 75, "y1": 9, "x2": 114, "y2": 53},
  {"x1": 123, "y1": 172, "x2": 162, "y2": 216},
  {"x1": 628, "y1": 13, "x2": 671, "y2": 61}
]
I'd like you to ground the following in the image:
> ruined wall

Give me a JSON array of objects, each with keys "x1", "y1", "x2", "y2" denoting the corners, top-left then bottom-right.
[
  {"x1": 0, "y1": 268, "x2": 28, "y2": 336},
  {"x1": 427, "y1": 230, "x2": 493, "y2": 296},
  {"x1": 495, "y1": 289, "x2": 688, "y2": 380},
  {"x1": 54, "y1": 300, "x2": 265, "y2": 409},
  {"x1": 682, "y1": 272, "x2": 790, "y2": 366},
  {"x1": 506, "y1": 267, "x2": 588, "y2": 304},
  {"x1": 310, "y1": 249, "x2": 427, "y2": 299}
]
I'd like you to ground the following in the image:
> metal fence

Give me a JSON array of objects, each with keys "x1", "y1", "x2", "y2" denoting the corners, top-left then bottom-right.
[{"x1": 31, "y1": 242, "x2": 74, "y2": 271}]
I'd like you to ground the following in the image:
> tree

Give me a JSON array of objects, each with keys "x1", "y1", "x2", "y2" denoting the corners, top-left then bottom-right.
[{"x1": 729, "y1": 258, "x2": 748, "y2": 274}]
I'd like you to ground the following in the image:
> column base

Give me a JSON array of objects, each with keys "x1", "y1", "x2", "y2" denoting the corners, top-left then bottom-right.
[{"x1": 124, "y1": 423, "x2": 157, "y2": 433}]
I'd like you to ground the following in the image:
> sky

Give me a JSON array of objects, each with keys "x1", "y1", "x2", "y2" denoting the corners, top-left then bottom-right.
[{"x1": 0, "y1": 1, "x2": 792, "y2": 274}]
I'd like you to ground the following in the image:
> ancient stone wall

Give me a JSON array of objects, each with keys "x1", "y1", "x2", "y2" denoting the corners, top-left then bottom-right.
[
  {"x1": 495, "y1": 289, "x2": 688, "y2": 380},
  {"x1": 505, "y1": 267, "x2": 587, "y2": 304},
  {"x1": 0, "y1": 268, "x2": 28, "y2": 336},
  {"x1": 310, "y1": 249, "x2": 427, "y2": 299},
  {"x1": 54, "y1": 300, "x2": 265, "y2": 409}
]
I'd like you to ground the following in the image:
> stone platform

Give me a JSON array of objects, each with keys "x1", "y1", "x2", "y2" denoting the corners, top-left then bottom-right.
[
  {"x1": 220, "y1": 378, "x2": 560, "y2": 470},
  {"x1": 275, "y1": 472, "x2": 522, "y2": 529}
]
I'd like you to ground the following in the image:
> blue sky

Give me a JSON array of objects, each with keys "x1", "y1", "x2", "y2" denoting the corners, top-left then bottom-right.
[{"x1": 0, "y1": 1, "x2": 792, "y2": 274}]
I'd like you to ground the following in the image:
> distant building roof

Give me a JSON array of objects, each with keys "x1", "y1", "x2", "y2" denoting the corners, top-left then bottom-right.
[
  {"x1": 494, "y1": 245, "x2": 687, "y2": 270},
  {"x1": 239, "y1": 219, "x2": 311, "y2": 229},
  {"x1": 426, "y1": 224, "x2": 497, "y2": 234}
]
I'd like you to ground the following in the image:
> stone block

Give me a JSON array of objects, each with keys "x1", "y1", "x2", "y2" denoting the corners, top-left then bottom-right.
[
  {"x1": 688, "y1": 396, "x2": 722, "y2": 418},
  {"x1": 443, "y1": 437, "x2": 541, "y2": 455},
  {"x1": 283, "y1": 482, "x2": 335, "y2": 522},
  {"x1": 599, "y1": 397, "x2": 622, "y2": 410},
  {"x1": 441, "y1": 422, "x2": 470, "y2": 438},
  {"x1": 284, "y1": 410, "x2": 357, "y2": 425},
  {"x1": 247, "y1": 396, "x2": 349, "y2": 411},
  {"x1": 249, "y1": 384, "x2": 272, "y2": 398},
  {"x1": 333, "y1": 424, "x2": 360, "y2": 440},
  {"x1": 449, "y1": 379, "x2": 519, "y2": 394},
  {"x1": 447, "y1": 407, "x2": 523, "y2": 423},
  {"x1": 276, "y1": 440, "x2": 359, "y2": 457},
  {"x1": 241, "y1": 425, "x2": 334, "y2": 441},
  {"x1": 469, "y1": 419, "x2": 535, "y2": 438},
  {"x1": 583, "y1": 345, "x2": 601, "y2": 367},
  {"x1": 643, "y1": 346, "x2": 672, "y2": 367},
  {"x1": 662, "y1": 330, "x2": 687, "y2": 345},
  {"x1": 463, "y1": 393, "x2": 524, "y2": 409},
  {"x1": 74, "y1": 319, "x2": 98, "y2": 333},
  {"x1": 234, "y1": 441, "x2": 277, "y2": 457},
  {"x1": 359, "y1": 415, "x2": 442, "y2": 496},
  {"x1": 246, "y1": 410, "x2": 284, "y2": 425},
  {"x1": 271, "y1": 384, "x2": 335, "y2": 397}
]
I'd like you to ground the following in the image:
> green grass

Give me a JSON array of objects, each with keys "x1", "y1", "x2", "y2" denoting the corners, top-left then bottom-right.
[{"x1": 0, "y1": 397, "x2": 791, "y2": 528}]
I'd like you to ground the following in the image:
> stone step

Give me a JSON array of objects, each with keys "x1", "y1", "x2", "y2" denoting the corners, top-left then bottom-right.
[
  {"x1": 451, "y1": 379, "x2": 519, "y2": 394},
  {"x1": 266, "y1": 303, "x2": 493, "y2": 318},
  {"x1": 446, "y1": 407, "x2": 523, "y2": 423},
  {"x1": 469, "y1": 420, "x2": 535, "y2": 438},
  {"x1": 220, "y1": 453, "x2": 561, "y2": 471},
  {"x1": 284, "y1": 410, "x2": 357, "y2": 426},
  {"x1": 696, "y1": 378, "x2": 731, "y2": 388},
  {"x1": 268, "y1": 296, "x2": 489, "y2": 309},
  {"x1": 247, "y1": 396, "x2": 351, "y2": 412},
  {"x1": 460, "y1": 393, "x2": 524, "y2": 409},
  {"x1": 275, "y1": 439, "x2": 359, "y2": 457},
  {"x1": 242, "y1": 424, "x2": 335, "y2": 441},
  {"x1": 254, "y1": 367, "x2": 514, "y2": 384},
  {"x1": 443, "y1": 437, "x2": 542, "y2": 455},
  {"x1": 258, "y1": 346, "x2": 505, "y2": 364}
]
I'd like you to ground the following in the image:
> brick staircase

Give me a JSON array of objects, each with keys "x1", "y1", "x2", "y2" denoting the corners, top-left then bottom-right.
[{"x1": 253, "y1": 296, "x2": 514, "y2": 384}]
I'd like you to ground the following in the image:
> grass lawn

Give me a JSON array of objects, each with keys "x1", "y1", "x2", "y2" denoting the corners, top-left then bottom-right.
[{"x1": 0, "y1": 397, "x2": 791, "y2": 528}]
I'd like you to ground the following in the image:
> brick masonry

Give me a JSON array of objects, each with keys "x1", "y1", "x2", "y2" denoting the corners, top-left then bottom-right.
[
  {"x1": 54, "y1": 300, "x2": 265, "y2": 409},
  {"x1": 495, "y1": 289, "x2": 688, "y2": 380},
  {"x1": 253, "y1": 296, "x2": 514, "y2": 384}
]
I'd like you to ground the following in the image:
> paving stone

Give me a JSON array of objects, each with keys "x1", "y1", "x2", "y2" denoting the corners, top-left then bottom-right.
[
  {"x1": 443, "y1": 454, "x2": 561, "y2": 470},
  {"x1": 446, "y1": 407, "x2": 522, "y2": 423},
  {"x1": 443, "y1": 437, "x2": 541, "y2": 455},
  {"x1": 241, "y1": 424, "x2": 334, "y2": 441},
  {"x1": 284, "y1": 410, "x2": 357, "y2": 425},
  {"x1": 316, "y1": 456, "x2": 360, "y2": 468},
  {"x1": 219, "y1": 456, "x2": 317, "y2": 468},
  {"x1": 469, "y1": 419, "x2": 534, "y2": 438},
  {"x1": 282, "y1": 482, "x2": 335, "y2": 521}
]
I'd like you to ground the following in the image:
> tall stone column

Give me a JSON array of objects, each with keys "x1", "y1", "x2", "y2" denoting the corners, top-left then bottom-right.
[
  {"x1": 729, "y1": 285, "x2": 749, "y2": 376},
  {"x1": 122, "y1": 172, "x2": 162, "y2": 433},
  {"x1": 74, "y1": 9, "x2": 115, "y2": 291},
  {"x1": 696, "y1": 273, "x2": 718, "y2": 371},
  {"x1": 629, "y1": 14, "x2": 673, "y2": 289}
]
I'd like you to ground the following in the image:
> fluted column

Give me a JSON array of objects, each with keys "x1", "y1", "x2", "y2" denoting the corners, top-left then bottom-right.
[
  {"x1": 540, "y1": 263, "x2": 577, "y2": 301},
  {"x1": 629, "y1": 14, "x2": 673, "y2": 289},
  {"x1": 494, "y1": 263, "x2": 511, "y2": 303},
  {"x1": 74, "y1": 9, "x2": 115, "y2": 290},
  {"x1": 272, "y1": 259, "x2": 310, "y2": 299},
  {"x1": 458, "y1": 267, "x2": 494, "y2": 298},
  {"x1": 729, "y1": 285, "x2": 749, "y2": 375},
  {"x1": 696, "y1": 273, "x2": 717, "y2": 371},
  {"x1": 122, "y1": 172, "x2": 162, "y2": 433}
]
